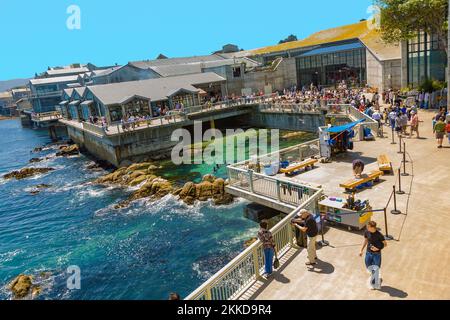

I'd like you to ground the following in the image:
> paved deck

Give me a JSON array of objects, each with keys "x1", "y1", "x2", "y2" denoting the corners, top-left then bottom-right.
[{"x1": 242, "y1": 110, "x2": 450, "y2": 300}]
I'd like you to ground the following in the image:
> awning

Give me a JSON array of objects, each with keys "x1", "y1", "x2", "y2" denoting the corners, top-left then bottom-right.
[
  {"x1": 327, "y1": 119, "x2": 365, "y2": 133},
  {"x1": 68, "y1": 100, "x2": 81, "y2": 106},
  {"x1": 59, "y1": 100, "x2": 69, "y2": 106},
  {"x1": 80, "y1": 100, "x2": 93, "y2": 106}
]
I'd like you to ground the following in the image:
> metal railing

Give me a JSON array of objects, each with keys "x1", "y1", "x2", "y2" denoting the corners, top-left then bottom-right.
[
  {"x1": 229, "y1": 139, "x2": 320, "y2": 171},
  {"x1": 31, "y1": 111, "x2": 62, "y2": 121},
  {"x1": 258, "y1": 103, "x2": 321, "y2": 114},
  {"x1": 326, "y1": 104, "x2": 379, "y2": 136},
  {"x1": 228, "y1": 168, "x2": 319, "y2": 206},
  {"x1": 185, "y1": 188, "x2": 322, "y2": 300}
]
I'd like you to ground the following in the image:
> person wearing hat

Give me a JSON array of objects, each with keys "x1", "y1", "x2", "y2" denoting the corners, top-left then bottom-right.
[
  {"x1": 410, "y1": 110, "x2": 420, "y2": 138},
  {"x1": 292, "y1": 209, "x2": 319, "y2": 266}
]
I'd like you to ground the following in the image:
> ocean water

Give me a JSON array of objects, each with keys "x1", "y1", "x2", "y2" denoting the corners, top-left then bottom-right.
[{"x1": 0, "y1": 119, "x2": 314, "y2": 300}]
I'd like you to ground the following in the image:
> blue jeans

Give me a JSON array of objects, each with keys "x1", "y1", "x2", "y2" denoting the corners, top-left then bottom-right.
[
  {"x1": 365, "y1": 251, "x2": 382, "y2": 269},
  {"x1": 264, "y1": 248, "x2": 274, "y2": 275}
]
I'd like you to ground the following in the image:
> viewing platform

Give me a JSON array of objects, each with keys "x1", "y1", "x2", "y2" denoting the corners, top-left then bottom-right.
[{"x1": 187, "y1": 110, "x2": 450, "y2": 300}]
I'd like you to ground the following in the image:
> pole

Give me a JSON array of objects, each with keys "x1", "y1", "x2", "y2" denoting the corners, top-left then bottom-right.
[
  {"x1": 391, "y1": 185, "x2": 402, "y2": 215},
  {"x1": 402, "y1": 143, "x2": 410, "y2": 176},
  {"x1": 398, "y1": 135, "x2": 403, "y2": 153},
  {"x1": 383, "y1": 208, "x2": 394, "y2": 240},
  {"x1": 396, "y1": 168, "x2": 405, "y2": 195},
  {"x1": 391, "y1": 127, "x2": 396, "y2": 144},
  {"x1": 318, "y1": 213, "x2": 329, "y2": 247},
  {"x1": 402, "y1": 141, "x2": 409, "y2": 163}
]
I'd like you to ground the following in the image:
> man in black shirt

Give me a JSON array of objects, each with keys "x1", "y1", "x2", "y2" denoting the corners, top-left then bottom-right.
[
  {"x1": 293, "y1": 209, "x2": 319, "y2": 266},
  {"x1": 359, "y1": 221, "x2": 387, "y2": 290}
]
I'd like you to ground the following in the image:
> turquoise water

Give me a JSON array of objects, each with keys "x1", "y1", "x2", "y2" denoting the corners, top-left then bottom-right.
[
  {"x1": 0, "y1": 119, "x2": 259, "y2": 300},
  {"x1": 0, "y1": 119, "x2": 315, "y2": 300}
]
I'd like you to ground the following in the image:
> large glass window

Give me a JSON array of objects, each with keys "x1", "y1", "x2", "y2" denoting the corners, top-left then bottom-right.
[
  {"x1": 407, "y1": 32, "x2": 447, "y2": 87},
  {"x1": 296, "y1": 46, "x2": 366, "y2": 88}
]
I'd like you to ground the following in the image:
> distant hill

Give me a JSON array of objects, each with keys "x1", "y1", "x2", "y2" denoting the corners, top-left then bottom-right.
[{"x1": 0, "y1": 78, "x2": 30, "y2": 92}]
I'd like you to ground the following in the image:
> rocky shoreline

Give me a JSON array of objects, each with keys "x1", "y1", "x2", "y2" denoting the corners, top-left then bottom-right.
[{"x1": 95, "y1": 162, "x2": 234, "y2": 208}]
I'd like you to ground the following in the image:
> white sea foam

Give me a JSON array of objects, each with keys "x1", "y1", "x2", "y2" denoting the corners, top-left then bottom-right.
[
  {"x1": 192, "y1": 262, "x2": 214, "y2": 281},
  {"x1": 0, "y1": 249, "x2": 24, "y2": 265}
]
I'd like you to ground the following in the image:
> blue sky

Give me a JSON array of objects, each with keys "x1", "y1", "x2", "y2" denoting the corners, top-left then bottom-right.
[{"x1": 0, "y1": 0, "x2": 373, "y2": 80}]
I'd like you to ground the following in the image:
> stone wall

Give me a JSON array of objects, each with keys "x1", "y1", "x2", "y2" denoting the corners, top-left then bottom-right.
[{"x1": 366, "y1": 49, "x2": 402, "y2": 91}]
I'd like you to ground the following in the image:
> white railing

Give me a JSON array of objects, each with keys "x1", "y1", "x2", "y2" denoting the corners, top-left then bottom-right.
[
  {"x1": 185, "y1": 188, "x2": 322, "y2": 300},
  {"x1": 345, "y1": 105, "x2": 379, "y2": 135},
  {"x1": 229, "y1": 139, "x2": 320, "y2": 171},
  {"x1": 258, "y1": 103, "x2": 321, "y2": 114},
  {"x1": 227, "y1": 166, "x2": 320, "y2": 207},
  {"x1": 326, "y1": 104, "x2": 379, "y2": 136},
  {"x1": 31, "y1": 111, "x2": 62, "y2": 121}
]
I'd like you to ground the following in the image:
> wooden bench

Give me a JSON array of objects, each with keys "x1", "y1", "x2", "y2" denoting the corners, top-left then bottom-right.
[
  {"x1": 340, "y1": 170, "x2": 384, "y2": 192},
  {"x1": 377, "y1": 154, "x2": 393, "y2": 173},
  {"x1": 280, "y1": 159, "x2": 318, "y2": 176}
]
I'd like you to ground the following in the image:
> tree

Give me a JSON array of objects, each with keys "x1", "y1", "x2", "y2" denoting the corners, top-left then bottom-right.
[
  {"x1": 279, "y1": 34, "x2": 298, "y2": 44},
  {"x1": 376, "y1": 0, "x2": 448, "y2": 54}
]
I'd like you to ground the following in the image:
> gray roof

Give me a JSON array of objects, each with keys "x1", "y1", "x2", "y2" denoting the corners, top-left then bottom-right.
[
  {"x1": 87, "y1": 72, "x2": 225, "y2": 106},
  {"x1": 91, "y1": 66, "x2": 124, "y2": 78},
  {"x1": 63, "y1": 88, "x2": 74, "y2": 98},
  {"x1": 74, "y1": 87, "x2": 86, "y2": 97},
  {"x1": 129, "y1": 54, "x2": 225, "y2": 69},
  {"x1": 46, "y1": 67, "x2": 89, "y2": 76},
  {"x1": 132, "y1": 57, "x2": 260, "y2": 78},
  {"x1": 30, "y1": 75, "x2": 80, "y2": 86}
]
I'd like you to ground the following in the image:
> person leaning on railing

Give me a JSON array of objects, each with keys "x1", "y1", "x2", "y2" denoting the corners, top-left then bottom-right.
[{"x1": 257, "y1": 220, "x2": 276, "y2": 278}]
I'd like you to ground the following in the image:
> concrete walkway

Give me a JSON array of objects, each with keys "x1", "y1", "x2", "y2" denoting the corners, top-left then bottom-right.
[{"x1": 245, "y1": 110, "x2": 450, "y2": 300}]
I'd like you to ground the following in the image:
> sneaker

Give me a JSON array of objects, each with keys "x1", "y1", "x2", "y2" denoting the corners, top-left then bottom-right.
[{"x1": 305, "y1": 262, "x2": 317, "y2": 266}]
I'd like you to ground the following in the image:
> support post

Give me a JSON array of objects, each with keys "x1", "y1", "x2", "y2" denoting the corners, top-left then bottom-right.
[
  {"x1": 252, "y1": 247, "x2": 261, "y2": 280},
  {"x1": 318, "y1": 213, "x2": 330, "y2": 247},
  {"x1": 383, "y1": 208, "x2": 394, "y2": 240},
  {"x1": 391, "y1": 185, "x2": 402, "y2": 215},
  {"x1": 391, "y1": 127, "x2": 396, "y2": 144},
  {"x1": 276, "y1": 180, "x2": 281, "y2": 202},
  {"x1": 396, "y1": 168, "x2": 405, "y2": 195},
  {"x1": 402, "y1": 143, "x2": 409, "y2": 176}
]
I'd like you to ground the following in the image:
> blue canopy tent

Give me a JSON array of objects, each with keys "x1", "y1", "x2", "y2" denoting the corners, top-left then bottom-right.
[
  {"x1": 326, "y1": 119, "x2": 366, "y2": 134},
  {"x1": 319, "y1": 119, "x2": 366, "y2": 158}
]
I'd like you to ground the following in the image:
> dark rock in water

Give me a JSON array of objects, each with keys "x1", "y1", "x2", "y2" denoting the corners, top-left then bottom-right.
[
  {"x1": 29, "y1": 184, "x2": 52, "y2": 195},
  {"x1": 9, "y1": 273, "x2": 45, "y2": 300},
  {"x1": 86, "y1": 160, "x2": 114, "y2": 171},
  {"x1": 3, "y1": 168, "x2": 55, "y2": 180},
  {"x1": 9, "y1": 275, "x2": 33, "y2": 299},
  {"x1": 33, "y1": 147, "x2": 43, "y2": 153},
  {"x1": 177, "y1": 175, "x2": 234, "y2": 205},
  {"x1": 29, "y1": 158, "x2": 43, "y2": 163},
  {"x1": 56, "y1": 144, "x2": 79, "y2": 157}
]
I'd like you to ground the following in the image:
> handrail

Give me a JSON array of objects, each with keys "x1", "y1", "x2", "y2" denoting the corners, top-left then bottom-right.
[
  {"x1": 31, "y1": 111, "x2": 62, "y2": 121},
  {"x1": 185, "y1": 188, "x2": 323, "y2": 300},
  {"x1": 229, "y1": 139, "x2": 320, "y2": 169}
]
